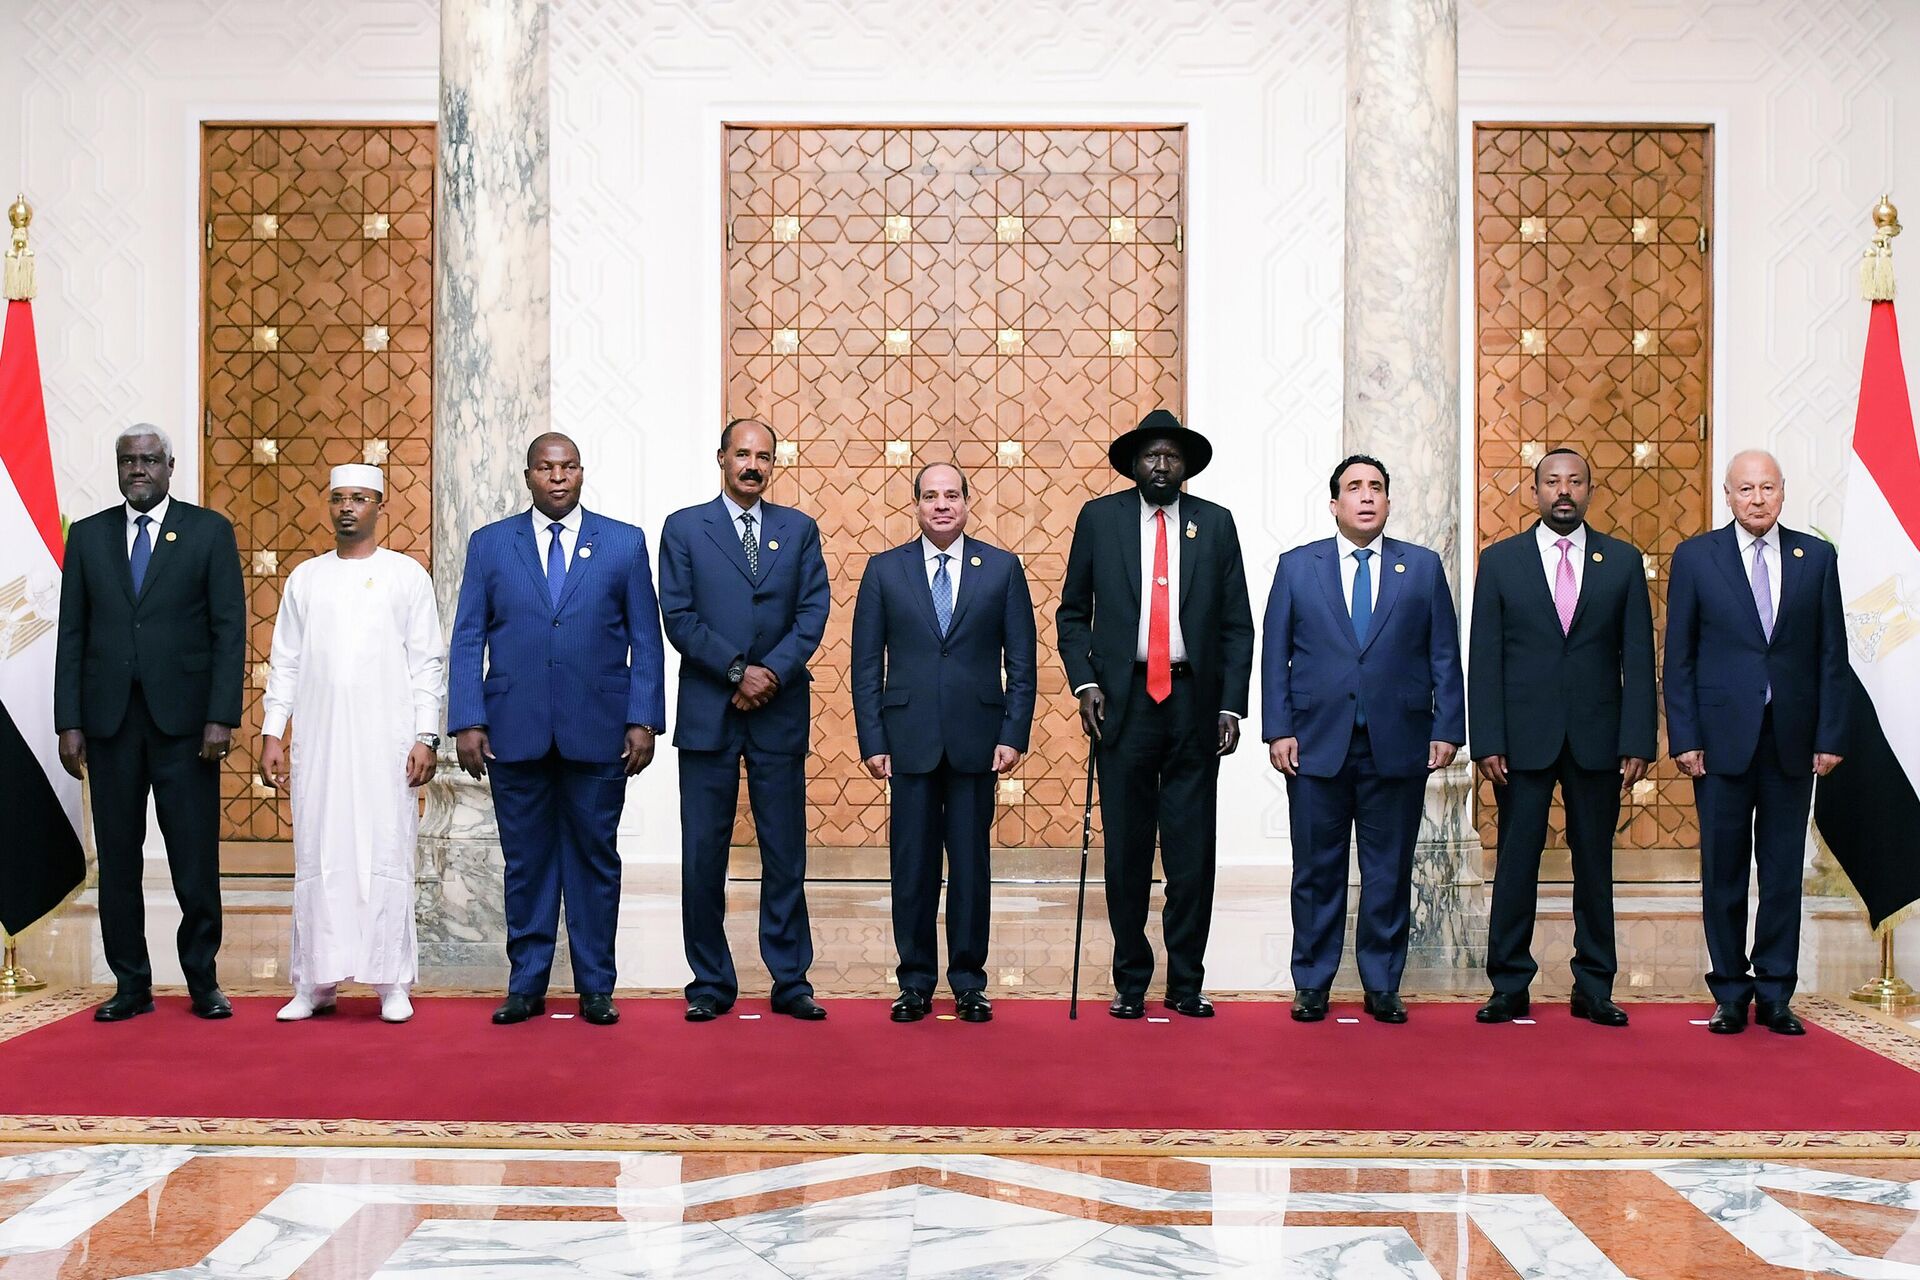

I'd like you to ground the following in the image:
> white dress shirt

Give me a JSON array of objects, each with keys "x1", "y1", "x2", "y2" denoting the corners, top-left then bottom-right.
[
  {"x1": 125, "y1": 495, "x2": 172, "y2": 557},
  {"x1": 530, "y1": 504, "x2": 584, "y2": 570},
  {"x1": 1335, "y1": 530, "x2": 1383, "y2": 615},
  {"x1": 921, "y1": 532, "x2": 964, "y2": 598},
  {"x1": 721, "y1": 492, "x2": 765, "y2": 556},
  {"x1": 1738, "y1": 524, "x2": 1782, "y2": 621},
  {"x1": 1535, "y1": 521, "x2": 1587, "y2": 601},
  {"x1": 1135, "y1": 496, "x2": 1188, "y2": 663}
]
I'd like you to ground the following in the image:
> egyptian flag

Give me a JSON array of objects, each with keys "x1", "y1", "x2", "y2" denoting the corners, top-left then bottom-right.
[
  {"x1": 0, "y1": 295, "x2": 84, "y2": 937},
  {"x1": 1815, "y1": 298, "x2": 1920, "y2": 929}
]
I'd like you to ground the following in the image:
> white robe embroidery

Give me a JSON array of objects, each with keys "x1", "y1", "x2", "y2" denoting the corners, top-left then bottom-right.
[{"x1": 263, "y1": 548, "x2": 444, "y2": 988}]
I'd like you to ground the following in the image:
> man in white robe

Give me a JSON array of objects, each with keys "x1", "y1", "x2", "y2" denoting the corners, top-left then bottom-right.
[{"x1": 261, "y1": 464, "x2": 444, "y2": 1023}]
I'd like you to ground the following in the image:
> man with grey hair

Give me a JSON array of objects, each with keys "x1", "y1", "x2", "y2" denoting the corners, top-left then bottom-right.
[{"x1": 54, "y1": 424, "x2": 245, "y2": 1021}]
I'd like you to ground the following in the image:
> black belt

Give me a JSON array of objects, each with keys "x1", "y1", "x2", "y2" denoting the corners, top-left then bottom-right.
[{"x1": 1134, "y1": 661, "x2": 1193, "y2": 678}]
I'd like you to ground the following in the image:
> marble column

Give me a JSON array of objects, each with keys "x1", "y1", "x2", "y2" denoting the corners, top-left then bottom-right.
[
  {"x1": 416, "y1": 0, "x2": 553, "y2": 984},
  {"x1": 1343, "y1": 0, "x2": 1478, "y2": 973}
]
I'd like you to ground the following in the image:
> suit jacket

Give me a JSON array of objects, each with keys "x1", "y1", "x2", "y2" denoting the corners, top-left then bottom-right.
[
  {"x1": 446, "y1": 508, "x2": 667, "y2": 764},
  {"x1": 849, "y1": 537, "x2": 1037, "y2": 774},
  {"x1": 1056, "y1": 491, "x2": 1254, "y2": 742},
  {"x1": 1260, "y1": 535, "x2": 1466, "y2": 779},
  {"x1": 1664, "y1": 522, "x2": 1848, "y2": 775},
  {"x1": 54, "y1": 500, "x2": 245, "y2": 738},
  {"x1": 1467, "y1": 524, "x2": 1657, "y2": 771},
  {"x1": 658, "y1": 496, "x2": 830, "y2": 755}
]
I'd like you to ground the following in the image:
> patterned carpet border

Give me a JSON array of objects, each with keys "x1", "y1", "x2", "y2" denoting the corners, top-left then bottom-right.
[{"x1": 2, "y1": 988, "x2": 1916, "y2": 1158}]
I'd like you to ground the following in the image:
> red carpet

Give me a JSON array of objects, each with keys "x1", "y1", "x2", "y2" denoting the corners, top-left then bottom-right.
[{"x1": 5, "y1": 995, "x2": 1918, "y2": 1142}]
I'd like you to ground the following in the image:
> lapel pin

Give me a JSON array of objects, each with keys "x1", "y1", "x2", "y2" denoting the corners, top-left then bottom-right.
[
  {"x1": 1792, "y1": 547, "x2": 1805, "y2": 558},
  {"x1": 364, "y1": 578, "x2": 375, "y2": 589},
  {"x1": 970, "y1": 555, "x2": 981, "y2": 566},
  {"x1": 1393, "y1": 562, "x2": 1406, "y2": 573},
  {"x1": 768, "y1": 539, "x2": 779, "y2": 551},
  {"x1": 578, "y1": 545, "x2": 592, "y2": 559},
  {"x1": 164, "y1": 530, "x2": 177, "y2": 542},
  {"x1": 1185, "y1": 521, "x2": 1197, "y2": 539},
  {"x1": 1591, "y1": 551, "x2": 1604, "y2": 562}
]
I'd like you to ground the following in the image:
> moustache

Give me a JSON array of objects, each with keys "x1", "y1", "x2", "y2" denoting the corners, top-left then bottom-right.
[{"x1": 737, "y1": 469, "x2": 764, "y2": 482}]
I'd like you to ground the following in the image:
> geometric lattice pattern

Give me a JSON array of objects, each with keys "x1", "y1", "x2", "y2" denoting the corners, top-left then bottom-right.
[
  {"x1": 724, "y1": 126, "x2": 1184, "y2": 850},
  {"x1": 1473, "y1": 125, "x2": 1713, "y2": 862},
  {"x1": 200, "y1": 124, "x2": 436, "y2": 842}
]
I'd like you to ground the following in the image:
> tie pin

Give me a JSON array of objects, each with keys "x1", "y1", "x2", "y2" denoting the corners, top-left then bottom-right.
[{"x1": 1155, "y1": 576, "x2": 1168, "y2": 586}]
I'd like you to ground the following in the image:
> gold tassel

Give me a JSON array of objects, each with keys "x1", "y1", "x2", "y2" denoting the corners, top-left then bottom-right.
[
  {"x1": 1862, "y1": 194, "x2": 1900, "y2": 302},
  {"x1": 4, "y1": 193, "x2": 34, "y2": 302}
]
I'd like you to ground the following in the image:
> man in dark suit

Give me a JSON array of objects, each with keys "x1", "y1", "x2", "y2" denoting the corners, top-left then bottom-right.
[
  {"x1": 54, "y1": 424, "x2": 244, "y2": 1021},
  {"x1": 1262, "y1": 454, "x2": 1465, "y2": 1024},
  {"x1": 660, "y1": 418, "x2": 831, "y2": 1022},
  {"x1": 1057, "y1": 409, "x2": 1254, "y2": 1020},
  {"x1": 448, "y1": 432, "x2": 666, "y2": 1027},
  {"x1": 1468, "y1": 448, "x2": 1655, "y2": 1027},
  {"x1": 1666, "y1": 449, "x2": 1847, "y2": 1035},
  {"x1": 851, "y1": 462, "x2": 1037, "y2": 1024}
]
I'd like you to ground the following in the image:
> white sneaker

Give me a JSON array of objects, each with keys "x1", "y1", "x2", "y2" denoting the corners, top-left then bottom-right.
[
  {"x1": 276, "y1": 984, "x2": 337, "y2": 1022},
  {"x1": 377, "y1": 986, "x2": 414, "y2": 1024}
]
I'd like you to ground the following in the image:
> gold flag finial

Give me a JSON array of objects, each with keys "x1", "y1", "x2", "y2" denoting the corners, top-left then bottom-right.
[
  {"x1": 1863, "y1": 194, "x2": 1899, "y2": 301},
  {"x1": 3, "y1": 194, "x2": 33, "y2": 301}
]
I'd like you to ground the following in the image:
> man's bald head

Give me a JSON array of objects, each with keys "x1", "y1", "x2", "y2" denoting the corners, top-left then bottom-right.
[{"x1": 1724, "y1": 449, "x2": 1785, "y2": 538}]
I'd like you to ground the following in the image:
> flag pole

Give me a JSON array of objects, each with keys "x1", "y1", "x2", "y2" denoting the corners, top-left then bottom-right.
[
  {"x1": 0, "y1": 195, "x2": 48, "y2": 998},
  {"x1": 1845, "y1": 195, "x2": 1916, "y2": 1011}
]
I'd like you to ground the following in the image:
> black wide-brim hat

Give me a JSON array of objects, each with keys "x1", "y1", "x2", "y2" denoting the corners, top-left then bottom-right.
[{"x1": 1107, "y1": 408, "x2": 1213, "y2": 478}]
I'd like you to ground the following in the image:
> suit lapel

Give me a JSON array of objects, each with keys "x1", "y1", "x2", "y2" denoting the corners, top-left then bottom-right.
[
  {"x1": 946, "y1": 540, "x2": 984, "y2": 634},
  {"x1": 1565, "y1": 528, "x2": 1603, "y2": 636},
  {"x1": 1313, "y1": 541, "x2": 1359, "y2": 651},
  {"x1": 898, "y1": 543, "x2": 944, "y2": 640},
  {"x1": 1357, "y1": 538, "x2": 1405, "y2": 655},
  {"x1": 1121, "y1": 497, "x2": 1143, "y2": 609},
  {"x1": 703, "y1": 498, "x2": 758, "y2": 585},
  {"x1": 106, "y1": 510, "x2": 136, "y2": 604},
  {"x1": 1773, "y1": 527, "x2": 1806, "y2": 646},
  {"x1": 1710, "y1": 522, "x2": 1769, "y2": 645},
  {"x1": 514, "y1": 515, "x2": 554, "y2": 605},
  {"x1": 756, "y1": 506, "x2": 786, "y2": 580},
  {"x1": 554, "y1": 511, "x2": 598, "y2": 613},
  {"x1": 1177, "y1": 503, "x2": 1199, "y2": 609}
]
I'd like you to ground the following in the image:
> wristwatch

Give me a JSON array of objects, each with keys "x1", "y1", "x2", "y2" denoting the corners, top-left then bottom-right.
[
  {"x1": 415, "y1": 732, "x2": 442, "y2": 749},
  {"x1": 726, "y1": 658, "x2": 747, "y2": 686}
]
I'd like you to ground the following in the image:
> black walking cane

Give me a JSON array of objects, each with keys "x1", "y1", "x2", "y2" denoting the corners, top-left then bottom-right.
[{"x1": 1070, "y1": 746, "x2": 1096, "y2": 1020}]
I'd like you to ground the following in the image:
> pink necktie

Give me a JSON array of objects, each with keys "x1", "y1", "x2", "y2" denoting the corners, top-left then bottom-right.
[{"x1": 1554, "y1": 538, "x2": 1577, "y2": 634}]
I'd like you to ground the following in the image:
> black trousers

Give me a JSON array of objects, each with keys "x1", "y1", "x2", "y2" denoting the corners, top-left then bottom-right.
[
  {"x1": 1696, "y1": 708, "x2": 1812, "y2": 1007},
  {"x1": 86, "y1": 684, "x2": 222, "y2": 996},
  {"x1": 890, "y1": 757, "x2": 995, "y2": 996},
  {"x1": 1097, "y1": 665, "x2": 1219, "y2": 999},
  {"x1": 1485, "y1": 743, "x2": 1621, "y2": 999}
]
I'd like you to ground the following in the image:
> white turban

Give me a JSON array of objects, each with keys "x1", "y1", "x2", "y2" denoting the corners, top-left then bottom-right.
[{"x1": 329, "y1": 463, "x2": 384, "y2": 494}]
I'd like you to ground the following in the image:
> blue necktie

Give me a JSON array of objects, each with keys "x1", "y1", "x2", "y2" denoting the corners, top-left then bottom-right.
[
  {"x1": 546, "y1": 521, "x2": 566, "y2": 609},
  {"x1": 1351, "y1": 548, "x2": 1373, "y2": 727},
  {"x1": 130, "y1": 515, "x2": 153, "y2": 595},
  {"x1": 932, "y1": 553, "x2": 953, "y2": 635}
]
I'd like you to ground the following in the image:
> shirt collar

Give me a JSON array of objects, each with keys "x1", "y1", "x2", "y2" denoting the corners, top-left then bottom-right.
[
  {"x1": 1535, "y1": 520, "x2": 1587, "y2": 552},
  {"x1": 1738, "y1": 523, "x2": 1781, "y2": 555},
  {"x1": 1140, "y1": 493, "x2": 1179, "y2": 524},
  {"x1": 721, "y1": 492, "x2": 763, "y2": 525},
  {"x1": 921, "y1": 533, "x2": 964, "y2": 562},
  {"x1": 533, "y1": 505, "x2": 584, "y2": 535},
  {"x1": 1335, "y1": 530, "x2": 1382, "y2": 559},
  {"x1": 127, "y1": 495, "x2": 170, "y2": 528}
]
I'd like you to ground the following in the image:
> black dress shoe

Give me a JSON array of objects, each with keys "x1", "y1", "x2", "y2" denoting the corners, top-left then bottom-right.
[
  {"x1": 891, "y1": 991, "x2": 931, "y2": 1023},
  {"x1": 1163, "y1": 993, "x2": 1216, "y2": 1018},
  {"x1": 956, "y1": 990, "x2": 993, "y2": 1023},
  {"x1": 1475, "y1": 991, "x2": 1529, "y2": 1023},
  {"x1": 684, "y1": 996, "x2": 724, "y2": 1023},
  {"x1": 1291, "y1": 988, "x2": 1330, "y2": 1022},
  {"x1": 1363, "y1": 990, "x2": 1407, "y2": 1023},
  {"x1": 1108, "y1": 994, "x2": 1145, "y2": 1019},
  {"x1": 190, "y1": 989, "x2": 233, "y2": 1020},
  {"x1": 1570, "y1": 992, "x2": 1629, "y2": 1026},
  {"x1": 1756, "y1": 1001, "x2": 1806, "y2": 1036},
  {"x1": 492, "y1": 994, "x2": 545, "y2": 1024},
  {"x1": 94, "y1": 991, "x2": 154, "y2": 1023},
  {"x1": 773, "y1": 994, "x2": 828, "y2": 1020},
  {"x1": 579, "y1": 993, "x2": 619, "y2": 1025},
  {"x1": 1707, "y1": 1001, "x2": 1749, "y2": 1034}
]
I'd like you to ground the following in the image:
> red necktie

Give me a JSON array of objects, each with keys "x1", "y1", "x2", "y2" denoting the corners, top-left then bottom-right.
[{"x1": 1147, "y1": 509, "x2": 1172, "y2": 703}]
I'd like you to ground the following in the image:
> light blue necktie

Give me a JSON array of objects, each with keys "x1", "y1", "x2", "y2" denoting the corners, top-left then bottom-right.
[
  {"x1": 546, "y1": 521, "x2": 566, "y2": 609},
  {"x1": 1351, "y1": 548, "x2": 1373, "y2": 728},
  {"x1": 932, "y1": 553, "x2": 953, "y2": 636},
  {"x1": 130, "y1": 515, "x2": 153, "y2": 595}
]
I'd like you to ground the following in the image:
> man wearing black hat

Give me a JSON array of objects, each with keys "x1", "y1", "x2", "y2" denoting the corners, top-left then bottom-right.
[{"x1": 1057, "y1": 410, "x2": 1255, "y2": 1019}]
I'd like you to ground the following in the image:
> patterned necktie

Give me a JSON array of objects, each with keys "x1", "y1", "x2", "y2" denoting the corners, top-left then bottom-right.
[
  {"x1": 932, "y1": 552, "x2": 953, "y2": 635},
  {"x1": 740, "y1": 512, "x2": 760, "y2": 577},
  {"x1": 546, "y1": 521, "x2": 566, "y2": 608},
  {"x1": 1554, "y1": 537, "x2": 1577, "y2": 634},
  {"x1": 1146, "y1": 510, "x2": 1172, "y2": 703},
  {"x1": 130, "y1": 514, "x2": 153, "y2": 595}
]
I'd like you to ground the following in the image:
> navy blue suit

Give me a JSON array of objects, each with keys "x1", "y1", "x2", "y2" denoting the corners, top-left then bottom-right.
[
  {"x1": 448, "y1": 509, "x2": 666, "y2": 998},
  {"x1": 1665, "y1": 522, "x2": 1849, "y2": 1006},
  {"x1": 850, "y1": 537, "x2": 1037, "y2": 995},
  {"x1": 1262, "y1": 535, "x2": 1465, "y2": 992},
  {"x1": 659, "y1": 496, "x2": 830, "y2": 1007}
]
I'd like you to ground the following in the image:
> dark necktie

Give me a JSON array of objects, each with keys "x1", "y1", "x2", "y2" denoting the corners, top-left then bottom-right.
[
  {"x1": 130, "y1": 515, "x2": 153, "y2": 595},
  {"x1": 1351, "y1": 548, "x2": 1373, "y2": 727},
  {"x1": 932, "y1": 552, "x2": 953, "y2": 635},
  {"x1": 741, "y1": 512, "x2": 760, "y2": 576},
  {"x1": 546, "y1": 521, "x2": 566, "y2": 608}
]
